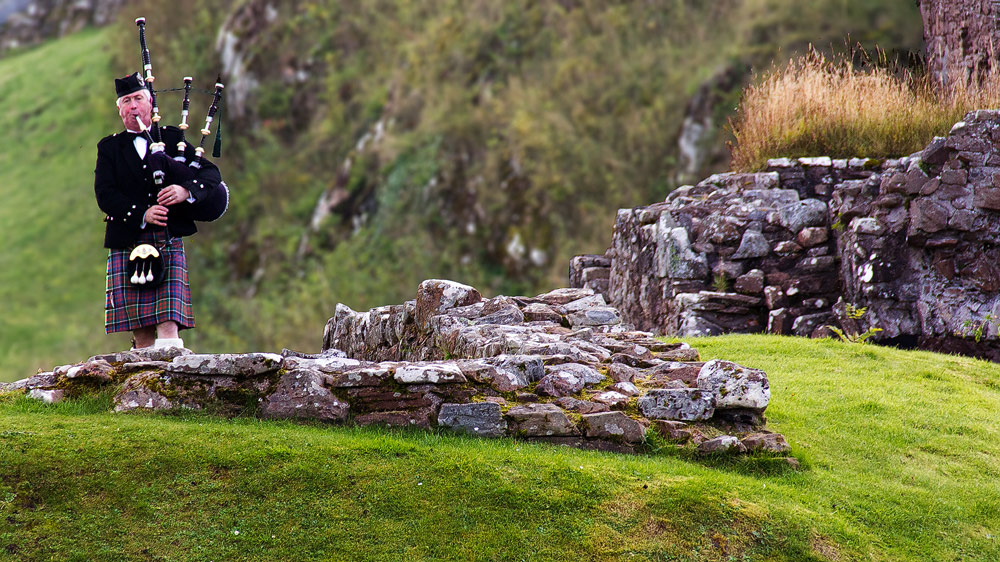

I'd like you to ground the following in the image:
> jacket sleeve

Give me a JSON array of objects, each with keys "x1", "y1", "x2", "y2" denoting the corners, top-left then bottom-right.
[{"x1": 94, "y1": 138, "x2": 146, "y2": 229}]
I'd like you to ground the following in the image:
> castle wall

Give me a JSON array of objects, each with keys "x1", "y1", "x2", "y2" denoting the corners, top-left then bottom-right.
[{"x1": 572, "y1": 111, "x2": 1000, "y2": 361}]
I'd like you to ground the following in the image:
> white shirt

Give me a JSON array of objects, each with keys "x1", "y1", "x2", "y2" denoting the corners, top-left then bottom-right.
[
  {"x1": 126, "y1": 129, "x2": 147, "y2": 159},
  {"x1": 133, "y1": 134, "x2": 148, "y2": 160}
]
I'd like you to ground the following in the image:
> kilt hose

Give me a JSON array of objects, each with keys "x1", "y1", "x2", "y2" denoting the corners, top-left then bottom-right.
[{"x1": 105, "y1": 229, "x2": 195, "y2": 334}]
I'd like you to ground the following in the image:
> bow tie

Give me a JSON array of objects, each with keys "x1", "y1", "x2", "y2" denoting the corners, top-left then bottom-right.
[{"x1": 124, "y1": 131, "x2": 146, "y2": 139}]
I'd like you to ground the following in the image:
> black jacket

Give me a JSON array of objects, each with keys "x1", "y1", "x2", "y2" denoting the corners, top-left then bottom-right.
[{"x1": 94, "y1": 126, "x2": 229, "y2": 249}]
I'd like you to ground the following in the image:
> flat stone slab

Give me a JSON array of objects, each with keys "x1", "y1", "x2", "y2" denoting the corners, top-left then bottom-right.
[
  {"x1": 457, "y1": 360, "x2": 526, "y2": 392},
  {"x1": 561, "y1": 294, "x2": 608, "y2": 312},
  {"x1": 611, "y1": 382, "x2": 641, "y2": 396},
  {"x1": 91, "y1": 346, "x2": 192, "y2": 364},
  {"x1": 591, "y1": 391, "x2": 629, "y2": 409},
  {"x1": 28, "y1": 389, "x2": 65, "y2": 404},
  {"x1": 114, "y1": 372, "x2": 175, "y2": 412},
  {"x1": 57, "y1": 360, "x2": 114, "y2": 382},
  {"x1": 696, "y1": 360, "x2": 770, "y2": 412},
  {"x1": 522, "y1": 302, "x2": 564, "y2": 323},
  {"x1": 658, "y1": 348, "x2": 700, "y2": 362},
  {"x1": 5, "y1": 372, "x2": 56, "y2": 392},
  {"x1": 645, "y1": 361, "x2": 702, "y2": 386},
  {"x1": 581, "y1": 412, "x2": 646, "y2": 443},
  {"x1": 117, "y1": 361, "x2": 173, "y2": 373},
  {"x1": 697, "y1": 435, "x2": 747, "y2": 455},
  {"x1": 325, "y1": 366, "x2": 393, "y2": 387},
  {"x1": 535, "y1": 372, "x2": 585, "y2": 397},
  {"x1": 261, "y1": 369, "x2": 349, "y2": 422},
  {"x1": 393, "y1": 362, "x2": 467, "y2": 384},
  {"x1": 567, "y1": 307, "x2": 622, "y2": 328},
  {"x1": 283, "y1": 355, "x2": 363, "y2": 373},
  {"x1": 555, "y1": 397, "x2": 610, "y2": 414},
  {"x1": 637, "y1": 388, "x2": 715, "y2": 421},
  {"x1": 607, "y1": 363, "x2": 637, "y2": 383},
  {"x1": 741, "y1": 432, "x2": 791, "y2": 453},
  {"x1": 354, "y1": 410, "x2": 434, "y2": 429},
  {"x1": 534, "y1": 287, "x2": 596, "y2": 305},
  {"x1": 544, "y1": 362, "x2": 604, "y2": 384},
  {"x1": 474, "y1": 305, "x2": 525, "y2": 325},
  {"x1": 484, "y1": 355, "x2": 545, "y2": 384},
  {"x1": 438, "y1": 402, "x2": 507, "y2": 437},
  {"x1": 170, "y1": 353, "x2": 284, "y2": 376},
  {"x1": 506, "y1": 403, "x2": 579, "y2": 437}
]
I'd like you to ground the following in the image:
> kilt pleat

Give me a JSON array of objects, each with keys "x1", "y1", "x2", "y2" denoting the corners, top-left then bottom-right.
[{"x1": 105, "y1": 229, "x2": 195, "y2": 334}]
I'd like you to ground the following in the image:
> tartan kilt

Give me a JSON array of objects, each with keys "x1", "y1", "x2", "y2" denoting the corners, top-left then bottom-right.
[{"x1": 105, "y1": 229, "x2": 195, "y2": 334}]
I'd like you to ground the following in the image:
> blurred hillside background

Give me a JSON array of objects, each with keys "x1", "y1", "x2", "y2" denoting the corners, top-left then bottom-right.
[{"x1": 0, "y1": 0, "x2": 925, "y2": 381}]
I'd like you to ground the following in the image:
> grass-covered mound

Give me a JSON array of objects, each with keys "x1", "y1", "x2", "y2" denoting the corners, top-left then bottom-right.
[{"x1": 2, "y1": 335, "x2": 997, "y2": 561}]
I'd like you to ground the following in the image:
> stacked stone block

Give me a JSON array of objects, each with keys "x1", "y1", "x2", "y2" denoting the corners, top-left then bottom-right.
[{"x1": 572, "y1": 160, "x2": 879, "y2": 337}]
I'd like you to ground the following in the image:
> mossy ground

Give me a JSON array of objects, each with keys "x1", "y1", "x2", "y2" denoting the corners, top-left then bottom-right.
[{"x1": 2, "y1": 335, "x2": 998, "y2": 561}]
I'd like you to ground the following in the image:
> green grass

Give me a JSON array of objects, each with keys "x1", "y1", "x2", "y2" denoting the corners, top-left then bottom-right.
[
  {"x1": 0, "y1": 28, "x2": 131, "y2": 382},
  {"x1": 2, "y1": 335, "x2": 998, "y2": 561}
]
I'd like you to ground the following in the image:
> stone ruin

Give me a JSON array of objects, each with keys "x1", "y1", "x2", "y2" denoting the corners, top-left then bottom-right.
[
  {"x1": 571, "y1": 111, "x2": 1000, "y2": 361},
  {"x1": 0, "y1": 279, "x2": 790, "y2": 458}
]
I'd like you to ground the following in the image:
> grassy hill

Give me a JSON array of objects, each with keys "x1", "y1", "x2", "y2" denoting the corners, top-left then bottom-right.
[{"x1": 1, "y1": 336, "x2": 998, "y2": 561}]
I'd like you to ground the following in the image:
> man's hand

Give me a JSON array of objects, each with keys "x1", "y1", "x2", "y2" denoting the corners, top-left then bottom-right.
[
  {"x1": 157, "y1": 184, "x2": 191, "y2": 206},
  {"x1": 144, "y1": 205, "x2": 169, "y2": 226}
]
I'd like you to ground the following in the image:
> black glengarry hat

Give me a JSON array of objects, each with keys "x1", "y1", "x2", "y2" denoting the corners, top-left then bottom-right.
[{"x1": 115, "y1": 72, "x2": 145, "y2": 98}]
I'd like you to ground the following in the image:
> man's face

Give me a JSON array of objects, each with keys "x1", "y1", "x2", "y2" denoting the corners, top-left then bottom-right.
[{"x1": 117, "y1": 90, "x2": 151, "y2": 132}]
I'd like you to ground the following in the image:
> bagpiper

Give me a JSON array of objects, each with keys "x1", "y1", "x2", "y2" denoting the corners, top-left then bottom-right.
[{"x1": 94, "y1": 19, "x2": 229, "y2": 349}]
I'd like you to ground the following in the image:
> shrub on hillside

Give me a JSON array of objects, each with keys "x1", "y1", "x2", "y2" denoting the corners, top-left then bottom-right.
[{"x1": 729, "y1": 48, "x2": 1000, "y2": 171}]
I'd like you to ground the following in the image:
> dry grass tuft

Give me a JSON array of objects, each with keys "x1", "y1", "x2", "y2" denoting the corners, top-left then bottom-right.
[{"x1": 729, "y1": 47, "x2": 1000, "y2": 171}]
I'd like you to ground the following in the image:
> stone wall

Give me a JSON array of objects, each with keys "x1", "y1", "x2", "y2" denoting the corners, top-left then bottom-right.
[
  {"x1": 572, "y1": 111, "x2": 1000, "y2": 361},
  {"x1": 2, "y1": 279, "x2": 791, "y2": 458},
  {"x1": 572, "y1": 158, "x2": 874, "y2": 338},
  {"x1": 920, "y1": 0, "x2": 999, "y2": 86}
]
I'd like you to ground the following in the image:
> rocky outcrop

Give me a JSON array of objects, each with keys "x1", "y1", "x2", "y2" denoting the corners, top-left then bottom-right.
[
  {"x1": 3, "y1": 279, "x2": 791, "y2": 458},
  {"x1": 571, "y1": 111, "x2": 1000, "y2": 362},
  {"x1": 676, "y1": 64, "x2": 749, "y2": 185}
]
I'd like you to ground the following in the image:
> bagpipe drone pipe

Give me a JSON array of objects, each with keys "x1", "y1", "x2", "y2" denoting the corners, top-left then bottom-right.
[
  {"x1": 127, "y1": 17, "x2": 230, "y2": 288},
  {"x1": 135, "y1": 17, "x2": 229, "y2": 224}
]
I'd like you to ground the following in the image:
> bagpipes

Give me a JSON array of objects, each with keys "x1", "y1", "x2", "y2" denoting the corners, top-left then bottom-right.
[{"x1": 128, "y1": 17, "x2": 230, "y2": 287}]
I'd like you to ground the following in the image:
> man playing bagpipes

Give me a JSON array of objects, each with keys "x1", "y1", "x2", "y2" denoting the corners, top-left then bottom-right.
[{"x1": 94, "y1": 58, "x2": 229, "y2": 349}]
